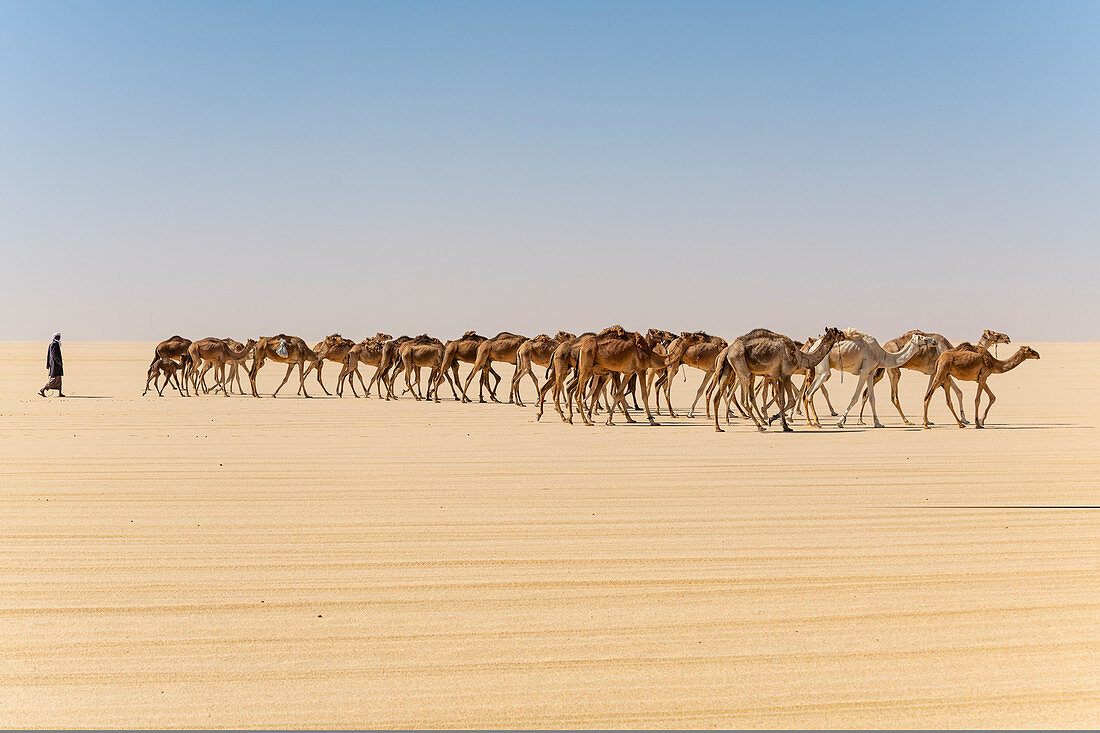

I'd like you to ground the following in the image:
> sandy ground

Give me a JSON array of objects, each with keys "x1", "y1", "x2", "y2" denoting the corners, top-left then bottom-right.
[{"x1": 0, "y1": 340, "x2": 1097, "y2": 728}]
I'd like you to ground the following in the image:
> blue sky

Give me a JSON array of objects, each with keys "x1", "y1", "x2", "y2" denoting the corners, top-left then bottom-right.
[{"x1": 2, "y1": 1, "x2": 1097, "y2": 340}]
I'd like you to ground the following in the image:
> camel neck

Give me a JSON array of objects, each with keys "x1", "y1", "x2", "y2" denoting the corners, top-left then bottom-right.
[{"x1": 992, "y1": 348, "x2": 1028, "y2": 373}]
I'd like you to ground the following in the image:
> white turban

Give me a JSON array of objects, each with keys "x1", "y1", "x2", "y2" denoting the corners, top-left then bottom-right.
[{"x1": 52, "y1": 332, "x2": 61, "y2": 340}]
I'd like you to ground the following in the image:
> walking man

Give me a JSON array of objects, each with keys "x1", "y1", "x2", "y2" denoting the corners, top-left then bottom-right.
[{"x1": 40, "y1": 332, "x2": 65, "y2": 397}]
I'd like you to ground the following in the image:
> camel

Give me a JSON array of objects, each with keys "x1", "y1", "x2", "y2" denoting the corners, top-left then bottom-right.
[
  {"x1": 189, "y1": 336, "x2": 259, "y2": 394},
  {"x1": 302, "y1": 334, "x2": 356, "y2": 396},
  {"x1": 573, "y1": 327, "x2": 661, "y2": 426},
  {"x1": 510, "y1": 331, "x2": 575, "y2": 407},
  {"x1": 377, "y1": 335, "x2": 447, "y2": 401},
  {"x1": 143, "y1": 358, "x2": 184, "y2": 397},
  {"x1": 196, "y1": 338, "x2": 254, "y2": 395},
  {"x1": 658, "y1": 331, "x2": 728, "y2": 418},
  {"x1": 149, "y1": 336, "x2": 193, "y2": 395},
  {"x1": 923, "y1": 345, "x2": 1040, "y2": 429},
  {"x1": 369, "y1": 336, "x2": 411, "y2": 400},
  {"x1": 710, "y1": 327, "x2": 845, "y2": 433},
  {"x1": 436, "y1": 332, "x2": 502, "y2": 403},
  {"x1": 781, "y1": 336, "x2": 839, "y2": 421},
  {"x1": 335, "y1": 333, "x2": 392, "y2": 397},
  {"x1": 221, "y1": 338, "x2": 256, "y2": 395},
  {"x1": 626, "y1": 329, "x2": 676, "y2": 411},
  {"x1": 860, "y1": 329, "x2": 1012, "y2": 425},
  {"x1": 536, "y1": 331, "x2": 597, "y2": 422},
  {"x1": 187, "y1": 338, "x2": 257, "y2": 395},
  {"x1": 463, "y1": 332, "x2": 528, "y2": 403},
  {"x1": 399, "y1": 335, "x2": 456, "y2": 403},
  {"x1": 248, "y1": 335, "x2": 320, "y2": 398},
  {"x1": 801, "y1": 330, "x2": 937, "y2": 428}
]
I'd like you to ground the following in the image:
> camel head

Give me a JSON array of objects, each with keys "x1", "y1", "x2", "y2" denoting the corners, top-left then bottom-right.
[
  {"x1": 1019, "y1": 346, "x2": 1041, "y2": 361},
  {"x1": 822, "y1": 326, "x2": 845, "y2": 345},
  {"x1": 554, "y1": 331, "x2": 575, "y2": 342},
  {"x1": 462, "y1": 330, "x2": 479, "y2": 338},
  {"x1": 983, "y1": 329, "x2": 1011, "y2": 346},
  {"x1": 680, "y1": 332, "x2": 706, "y2": 346},
  {"x1": 646, "y1": 328, "x2": 676, "y2": 344}
]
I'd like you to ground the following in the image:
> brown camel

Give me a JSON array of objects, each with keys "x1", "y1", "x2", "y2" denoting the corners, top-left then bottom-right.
[
  {"x1": 623, "y1": 329, "x2": 676, "y2": 412},
  {"x1": 302, "y1": 334, "x2": 356, "y2": 396},
  {"x1": 923, "y1": 345, "x2": 1039, "y2": 429},
  {"x1": 573, "y1": 327, "x2": 661, "y2": 426},
  {"x1": 658, "y1": 331, "x2": 728, "y2": 418},
  {"x1": 537, "y1": 331, "x2": 598, "y2": 423},
  {"x1": 213, "y1": 338, "x2": 255, "y2": 395},
  {"x1": 710, "y1": 327, "x2": 845, "y2": 432},
  {"x1": 464, "y1": 332, "x2": 528, "y2": 403},
  {"x1": 143, "y1": 358, "x2": 184, "y2": 397},
  {"x1": 511, "y1": 331, "x2": 575, "y2": 407},
  {"x1": 399, "y1": 335, "x2": 456, "y2": 403},
  {"x1": 861, "y1": 329, "x2": 1012, "y2": 425},
  {"x1": 248, "y1": 335, "x2": 320, "y2": 398},
  {"x1": 370, "y1": 336, "x2": 412, "y2": 400},
  {"x1": 336, "y1": 333, "x2": 391, "y2": 397},
  {"x1": 150, "y1": 336, "x2": 193, "y2": 395},
  {"x1": 187, "y1": 338, "x2": 257, "y2": 395},
  {"x1": 436, "y1": 331, "x2": 501, "y2": 403},
  {"x1": 380, "y1": 335, "x2": 449, "y2": 401}
]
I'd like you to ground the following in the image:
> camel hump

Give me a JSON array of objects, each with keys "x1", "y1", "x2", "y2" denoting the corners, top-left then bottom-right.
[{"x1": 597, "y1": 325, "x2": 627, "y2": 338}]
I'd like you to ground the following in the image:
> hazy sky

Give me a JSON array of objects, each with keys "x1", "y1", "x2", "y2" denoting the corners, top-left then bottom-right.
[{"x1": 2, "y1": 1, "x2": 1097, "y2": 342}]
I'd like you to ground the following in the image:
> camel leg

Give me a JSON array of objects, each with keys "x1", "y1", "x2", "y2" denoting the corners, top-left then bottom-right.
[
  {"x1": 864, "y1": 369, "x2": 884, "y2": 428},
  {"x1": 404, "y1": 360, "x2": 419, "y2": 401},
  {"x1": 355, "y1": 367, "x2": 368, "y2": 397},
  {"x1": 552, "y1": 372, "x2": 569, "y2": 423},
  {"x1": 272, "y1": 362, "x2": 296, "y2": 397},
  {"x1": 922, "y1": 371, "x2": 945, "y2": 428},
  {"x1": 143, "y1": 370, "x2": 156, "y2": 396},
  {"x1": 974, "y1": 379, "x2": 984, "y2": 429},
  {"x1": 740, "y1": 375, "x2": 766, "y2": 432},
  {"x1": 461, "y1": 358, "x2": 483, "y2": 403},
  {"x1": 534, "y1": 374, "x2": 550, "y2": 420},
  {"x1": 510, "y1": 359, "x2": 526, "y2": 406},
  {"x1": 484, "y1": 363, "x2": 503, "y2": 404},
  {"x1": 979, "y1": 379, "x2": 996, "y2": 427},
  {"x1": 774, "y1": 378, "x2": 793, "y2": 432},
  {"x1": 806, "y1": 387, "x2": 821, "y2": 427},
  {"x1": 526, "y1": 369, "x2": 542, "y2": 407},
  {"x1": 947, "y1": 376, "x2": 970, "y2": 424},
  {"x1": 636, "y1": 370, "x2": 660, "y2": 425},
  {"x1": 695, "y1": 370, "x2": 716, "y2": 419},
  {"x1": 536, "y1": 369, "x2": 555, "y2": 421},
  {"x1": 214, "y1": 363, "x2": 229, "y2": 396},
  {"x1": 837, "y1": 371, "x2": 870, "y2": 428},
  {"x1": 886, "y1": 368, "x2": 911, "y2": 424},
  {"x1": 170, "y1": 372, "x2": 184, "y2": 396},
  {"x1": 574, "y1": 356, "x2": 595, "y2": 427},
  {"x1": 313, "y1": 360, "x2": 331, "y2": 396},
  {"x1": 297, "y1": 360, "x2": 311, "y2": 398},
  {"x1": 447, "y1": 363, "x2": 460, "y2": 400},
  {"x1": 711, "y1": 368, "x2": 731, "y2": 432}
]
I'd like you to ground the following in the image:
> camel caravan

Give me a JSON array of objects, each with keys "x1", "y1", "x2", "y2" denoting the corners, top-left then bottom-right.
[{"x1": 145, "y1": 326, "x2": 1039, "y2": 430}]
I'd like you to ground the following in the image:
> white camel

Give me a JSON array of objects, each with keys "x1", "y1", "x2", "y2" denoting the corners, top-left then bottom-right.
[{"x1": 803, "y1": 329, "x2": 936, "y2": 428}]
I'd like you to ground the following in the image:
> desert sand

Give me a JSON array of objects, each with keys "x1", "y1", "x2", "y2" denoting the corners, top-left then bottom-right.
[{"x1": 0, "y1": 340, "x2": 1097, "y2": 728}]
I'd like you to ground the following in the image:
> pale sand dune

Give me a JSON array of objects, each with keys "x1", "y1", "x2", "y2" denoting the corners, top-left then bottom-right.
[{"x1": 0, "y1": 341, "x2": 1097, "y2": 728}]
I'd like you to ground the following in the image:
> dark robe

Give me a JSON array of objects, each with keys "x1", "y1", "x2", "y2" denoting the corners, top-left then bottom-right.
[{"x1": 47, "y1": 340, "x2": 63, "y2": 377}]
